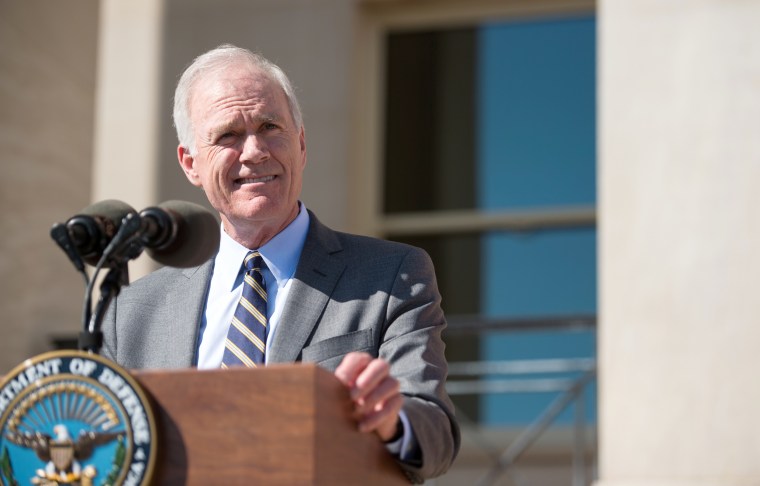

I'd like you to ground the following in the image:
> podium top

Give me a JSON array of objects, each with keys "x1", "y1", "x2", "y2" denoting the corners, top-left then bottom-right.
[{"x1": 134, "y1": 363, "x2": 409, "y2": 485}]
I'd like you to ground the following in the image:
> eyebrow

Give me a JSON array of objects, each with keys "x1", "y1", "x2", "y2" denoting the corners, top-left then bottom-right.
[
  {"x1": 208, "y1": 113, "x2": 280, "y2": 135},
  {"x1": 255, "y1": 113, "x2": 278, "y2": 124},
  {"x1": 209, "y1": 121, "x2": 238, "y2": 135}
]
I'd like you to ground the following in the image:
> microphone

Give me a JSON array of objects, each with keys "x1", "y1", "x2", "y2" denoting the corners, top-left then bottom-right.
[
  {"x1": 50, "y1": 223, "x2": 86, "y2": 273},
  {"x1": 65, "y1": 200, "x2": 138, "y2": 266},
  {"x1": 139, "y1": 200, "x2": 220, "y2": 268}
]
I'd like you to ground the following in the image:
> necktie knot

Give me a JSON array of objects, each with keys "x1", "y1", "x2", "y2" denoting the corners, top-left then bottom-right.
[{"x1": 243, "y1": 251, "x2": 263, "y2": 274}]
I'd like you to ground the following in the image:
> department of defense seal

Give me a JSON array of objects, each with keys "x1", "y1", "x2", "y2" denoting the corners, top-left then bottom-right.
[{"x1": 0, "y1": 351, "x2": 156, "y2": 486}]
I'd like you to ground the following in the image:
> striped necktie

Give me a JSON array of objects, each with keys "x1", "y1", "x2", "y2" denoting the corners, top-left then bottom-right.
[{"x1": 221, "y1": 251, "x2": 268, "y2": 368}]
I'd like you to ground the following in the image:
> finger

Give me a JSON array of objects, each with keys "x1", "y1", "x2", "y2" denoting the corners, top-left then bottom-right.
[
  {"x1": 358, "y1": 394, "x2": 404, "y2": 439},
  {"x1": 334, "y1": 352, "x2": 373, "y2": 388},
  {"x1": 352, "y1": 358, "x2": 391, "y2": 401},
  {"x1": 354, "y1": 376, "x2": 400, "y2": 416}
]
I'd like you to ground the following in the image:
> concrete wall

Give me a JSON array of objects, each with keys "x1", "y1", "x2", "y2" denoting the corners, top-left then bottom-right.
[
  {"x1": 0, "y1": 0, "x2": 99, "y2": 371},
  {"x1": 597, "y1": 1, "x2": 760, "y2": 484}
]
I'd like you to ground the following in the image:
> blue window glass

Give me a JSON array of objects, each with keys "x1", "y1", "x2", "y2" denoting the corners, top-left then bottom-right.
[
  {"x1": 478, "y1": 17, "x2": 597, "y2": 210},
  {"x1": 478, "y1": 17, "x2": 597, "y2": 425},
  {"x1": 481, "y1": 229, "x2": 597, "y2": 424}
]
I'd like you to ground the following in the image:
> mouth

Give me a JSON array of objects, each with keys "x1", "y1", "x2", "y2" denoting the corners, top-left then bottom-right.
[{"x1": 236, "y1": 175, "x2": 276, "y2": 185}]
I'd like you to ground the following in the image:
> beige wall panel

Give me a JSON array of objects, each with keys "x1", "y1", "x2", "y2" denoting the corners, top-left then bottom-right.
[
  {"x1": 598, "y1": 0, "x2": 760, "y2": 484},
  {"x1": 0, "y1": 0, "x2": 99, "y2": 371}
]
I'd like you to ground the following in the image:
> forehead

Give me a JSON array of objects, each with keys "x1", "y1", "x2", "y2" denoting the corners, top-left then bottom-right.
[{"x1": 189, "y1": 65, "x2": 288, "y2": 122}]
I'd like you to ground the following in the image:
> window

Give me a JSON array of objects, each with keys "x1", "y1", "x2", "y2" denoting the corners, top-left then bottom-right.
[{"x1": 381, "y1": 15, "x2": 597, "y2": 425}]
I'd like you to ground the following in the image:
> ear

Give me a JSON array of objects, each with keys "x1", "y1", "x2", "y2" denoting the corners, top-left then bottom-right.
[
  {"x1": 177, "y1": 145, "x2": 202, "y2": 187},
  {"x1": 298, "y1": 126, "x2": 307, "y2": 168}
]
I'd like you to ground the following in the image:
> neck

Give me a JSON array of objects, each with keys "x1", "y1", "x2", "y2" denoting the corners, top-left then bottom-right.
[{"x1": 221, "y1": 206, "x2": 299, "y2": 249}]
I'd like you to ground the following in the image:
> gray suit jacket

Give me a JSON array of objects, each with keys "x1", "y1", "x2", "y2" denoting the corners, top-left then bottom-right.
[{"x1": 102, "y1": 212, "x2": 460, "y2": 482}]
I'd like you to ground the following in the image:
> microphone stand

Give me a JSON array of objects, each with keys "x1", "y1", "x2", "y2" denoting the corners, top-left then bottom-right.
[
  {"x1": 78, "y1": 263, "x2": 128, "y2": 352},
  {"x1": 79, "y1": 212, "x2": 144, "y2": 353}
]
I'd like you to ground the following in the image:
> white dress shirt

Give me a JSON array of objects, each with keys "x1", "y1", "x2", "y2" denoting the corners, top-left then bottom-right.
[{"x1": 196, "y1": 204, "x2": 310, "y2": 368}]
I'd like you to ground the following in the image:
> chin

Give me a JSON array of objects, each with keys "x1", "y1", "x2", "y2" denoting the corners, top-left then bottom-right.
[{"x1": 234, "y1": 203, "x2": 284, "y2": 222}]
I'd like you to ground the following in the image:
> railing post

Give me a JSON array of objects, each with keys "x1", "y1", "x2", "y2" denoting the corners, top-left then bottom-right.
[{"x1": 573, "y1": 387, "x2": 587, "y2": 486}]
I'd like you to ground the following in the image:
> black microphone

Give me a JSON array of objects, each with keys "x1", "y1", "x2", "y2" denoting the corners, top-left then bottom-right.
[
  {"x1": 139, "y1": 200, "x2": 220, "y2": 268},
  {"x1": 50, "y1": 223, "x2": 86, "y2": 273},
  {"x1": 65, "y1": 200, "x2": 138, "y2": 266}
]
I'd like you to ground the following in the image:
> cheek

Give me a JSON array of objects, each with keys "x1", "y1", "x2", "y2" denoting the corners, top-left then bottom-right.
[
  {"x1": 201, "y1": 149, "x2": 235, "y2": 182},
  {"x1": 206, "y1": 145, "x2": 227, "y2": 159}
]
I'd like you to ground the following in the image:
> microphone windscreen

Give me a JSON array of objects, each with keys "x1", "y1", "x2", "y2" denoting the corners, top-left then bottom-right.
[
  {"x1": 79, "y1": 199, "x2": 136, "y2": 222},
  {"x1": 146, "y1": 200, "x2": 219, "y2": 268},
  {"x1": 68, "y1": 199, "x2": 137, "y2": 265}
]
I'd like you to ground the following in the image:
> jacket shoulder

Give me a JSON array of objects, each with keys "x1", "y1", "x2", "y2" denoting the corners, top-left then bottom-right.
[{"x1": 118, "y1": 261, "x2": 209, "y2": 303}]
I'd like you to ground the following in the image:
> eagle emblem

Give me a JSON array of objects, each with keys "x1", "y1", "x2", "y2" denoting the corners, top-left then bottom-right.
[
  {"x1": 4, "y1": 425, "x2": 124, "y2": 485},
  {"x1": 0, "y1": 351, "x2": 157, "y2": 486}
]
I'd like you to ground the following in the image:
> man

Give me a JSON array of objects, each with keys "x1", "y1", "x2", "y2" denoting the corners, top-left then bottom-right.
[{"x1": 102, "y1": 44, "x2": 459, "y2": 482}]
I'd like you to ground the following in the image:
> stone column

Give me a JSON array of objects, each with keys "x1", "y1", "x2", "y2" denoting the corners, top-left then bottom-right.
[
  {"x1": 597, "y1": 1, "x2": 760, "y2": 485},
  {"x1": 92, "y1": 0, "x2": 166, "y2": 278}
]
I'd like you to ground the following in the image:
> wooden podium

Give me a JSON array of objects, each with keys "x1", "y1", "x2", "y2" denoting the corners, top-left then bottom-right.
[{"x1": 134, "y1": 364, "x2": 410, "y2": 485}]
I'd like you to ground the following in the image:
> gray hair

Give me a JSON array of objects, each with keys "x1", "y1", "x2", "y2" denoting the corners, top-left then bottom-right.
[{"x1": 173, "y1": 44, "x2": 303, "y2": 154}]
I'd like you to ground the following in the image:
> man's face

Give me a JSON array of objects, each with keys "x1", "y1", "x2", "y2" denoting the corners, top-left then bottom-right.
[{"x1": 178, "y1": 65, "x2": 306, "y2": 242}]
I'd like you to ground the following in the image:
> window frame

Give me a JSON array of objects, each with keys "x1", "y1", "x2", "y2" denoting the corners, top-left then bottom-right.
[{"x1": 349, "y1": 0, "x2": 597, "y2": 239}]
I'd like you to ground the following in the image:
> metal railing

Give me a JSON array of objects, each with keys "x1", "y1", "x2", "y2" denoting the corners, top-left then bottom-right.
[{"x1": 444, "y1": 314, "x2": 597, "y2": 486}]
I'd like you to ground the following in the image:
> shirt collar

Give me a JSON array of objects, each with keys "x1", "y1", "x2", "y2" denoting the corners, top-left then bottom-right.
[{"x1": 215, "y1": 203, "x2": 310, "y2": 290}]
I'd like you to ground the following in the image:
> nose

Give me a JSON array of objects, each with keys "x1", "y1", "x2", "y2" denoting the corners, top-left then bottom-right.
[{"x1": 240, "y1": 133, "x2": 269, "y2": 163}]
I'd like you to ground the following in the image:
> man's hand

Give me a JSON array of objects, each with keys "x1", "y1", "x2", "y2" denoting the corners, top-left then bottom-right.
[{"x1": 334, "y1": 352, "x2": 404, "y2": 442}]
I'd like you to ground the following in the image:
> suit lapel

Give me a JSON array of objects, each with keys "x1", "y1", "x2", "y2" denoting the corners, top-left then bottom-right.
[
  {"x1": 268, "y1": 214, "x2": 345, "y2": 364},
  {"x1": 163, "y1": 259, "x2": 214, "y2": 367}
]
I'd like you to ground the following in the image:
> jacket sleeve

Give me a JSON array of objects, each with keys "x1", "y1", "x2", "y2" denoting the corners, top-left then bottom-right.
[{"x1": 379, "y1": 246, "x2": 461, "y2": 483}]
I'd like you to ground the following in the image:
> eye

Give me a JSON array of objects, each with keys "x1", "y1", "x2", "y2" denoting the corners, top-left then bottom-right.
[
  {"x1": 216, "y1": 132, "x2": 237, "y2": 144},
  {"x1": 262, "y1": 122, "x2": 278, "y2": 131}
]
